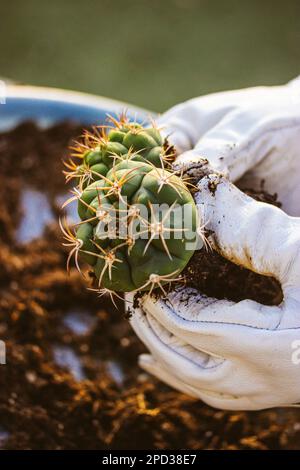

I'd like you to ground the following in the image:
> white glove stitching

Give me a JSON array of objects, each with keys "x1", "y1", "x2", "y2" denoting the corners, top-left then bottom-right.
[
  {"x1": 163, "y1": 303, "x2": 287, "y2": 331},
  {"x1": 145, "y1": 313, "x2": 225, "y2": 370}
]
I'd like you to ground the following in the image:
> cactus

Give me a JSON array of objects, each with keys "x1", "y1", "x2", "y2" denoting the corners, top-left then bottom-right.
[
  {"x1": 64, "y1": 114, "x2": 175, "y2": 191},
  {"x1": 62, "y1": 116, "x2": 199, "y2": 301}
]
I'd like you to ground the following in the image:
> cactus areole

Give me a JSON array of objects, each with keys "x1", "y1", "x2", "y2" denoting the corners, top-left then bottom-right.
[{"x1": 63, "y1": 115, "x2": 199, "y2": 297}]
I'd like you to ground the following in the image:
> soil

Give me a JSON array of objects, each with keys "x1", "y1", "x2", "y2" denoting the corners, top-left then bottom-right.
[
  {"x1": 0, "y1": 121, "x2": 299, "y2": 450},
  {"x1": 177, "y1": 183, "x2": 283, "y2": 305}
]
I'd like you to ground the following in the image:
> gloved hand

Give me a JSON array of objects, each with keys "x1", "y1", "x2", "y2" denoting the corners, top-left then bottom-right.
[{"x1": 128, "y1": 77, "x2": 300, "y2": 410}]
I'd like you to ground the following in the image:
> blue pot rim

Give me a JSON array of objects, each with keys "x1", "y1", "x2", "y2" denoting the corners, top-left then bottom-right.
[{"x1": 0, "y1": 84, "x2": 154, "y2": 131}]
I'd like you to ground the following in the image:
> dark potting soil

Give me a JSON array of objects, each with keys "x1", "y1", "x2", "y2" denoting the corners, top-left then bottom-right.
[
  {"x1": 181, "y1": 184, "x2": 283, "y2": 306},
  {"x1": 0, "y1": 121, "x2": 298, "y2": 450}
]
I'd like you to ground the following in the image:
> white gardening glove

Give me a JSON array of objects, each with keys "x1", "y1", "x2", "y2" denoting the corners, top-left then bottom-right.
[
  {"x1": 158, "y1": 75, "x2": 300, "y2": 216},
  {"x1": 128, "y1": 77, "x2": 300, "y2": 410}
]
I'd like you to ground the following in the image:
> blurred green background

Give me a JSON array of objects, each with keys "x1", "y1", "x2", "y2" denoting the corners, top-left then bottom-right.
[{"x1": 0, "y1": 0, "x2": 299, "y2": 112}]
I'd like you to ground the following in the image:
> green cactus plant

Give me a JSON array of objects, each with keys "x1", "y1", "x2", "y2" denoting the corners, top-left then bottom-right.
[
  {"x1": 64, "y1": 114, "x2": 175, "y2": 190},
  {"x1": 62, "y1": 115, "x2": 199, "y2": 301}
]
